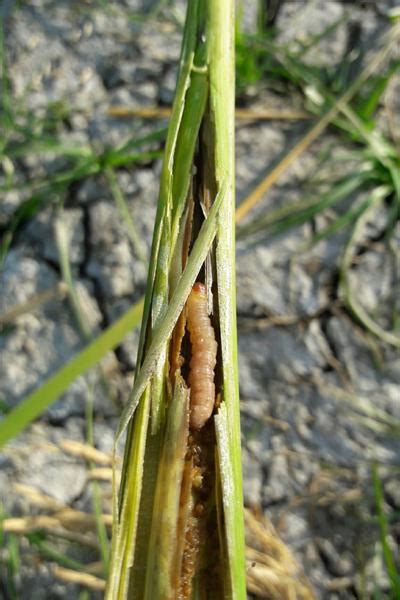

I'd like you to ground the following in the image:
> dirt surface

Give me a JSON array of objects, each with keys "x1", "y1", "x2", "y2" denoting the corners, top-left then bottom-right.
[{"x1": 1, "y1": 1, "x2": 399, "y2": 598}]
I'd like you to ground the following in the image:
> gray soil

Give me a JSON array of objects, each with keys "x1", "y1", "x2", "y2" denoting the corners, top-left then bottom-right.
[{"x1": 1, "y1": 1, "x2": 399, "y2": 598}]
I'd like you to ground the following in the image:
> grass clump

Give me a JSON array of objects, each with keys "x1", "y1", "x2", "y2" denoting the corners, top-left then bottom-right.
[{"x1": 234, "y1": 12, "x2": 400, "y2": 348}]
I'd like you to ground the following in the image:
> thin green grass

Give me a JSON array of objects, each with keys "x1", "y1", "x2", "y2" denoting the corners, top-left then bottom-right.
[
  {"x1": 0, "y1": 130, "x2": 164, "y2": 267},
  {"x1": 55, "y1": 210, "x2": 93, "y2": 342},
  {"x1": 237, "y1": 172, "x2": 368, "y2": 240},
  {"x1": 372, "y1": 466, "x2": 400, "y2": 598},
  {"x1": 0, "y1": 16, "x2": 13, "y2": 133},
  {"x1": 0, "y1": 8, "x2": 166, "y2": 267},
  {"x1": 0, "y1": 297, "x2": 143, "y2": 448},
  {"x1": 235, "y1": 6, "x2": 347, "y2": 93},
  {"x1": 236, "y1": 20, "x2": 400, "y2": 227},
  {"x1": 339, "y1": 186, "x2": 400, "y2": 348},
  {"x1": 27, "y1": 533, "x2": 89, "y2": 572},
  {"x1": 235, "y1": 18, "x2": 400, "y2": 349},
  {"x1": 105, "y1": 167, "x2": 148, "y2": 267},
  {"x1": 56, "y1": 208, "x2": 114, "y2": 574}
]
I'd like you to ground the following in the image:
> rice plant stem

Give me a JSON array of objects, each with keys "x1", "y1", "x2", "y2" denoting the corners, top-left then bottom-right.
[{"x1": 116, "y1": 176, "x2": 227, "y2": 441}]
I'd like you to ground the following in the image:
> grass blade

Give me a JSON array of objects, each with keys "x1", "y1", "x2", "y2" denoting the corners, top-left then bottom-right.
[
  {"x1": 0, "y1": 298, "x2": 144, "y2": 448},
  {"x1": 235, "y1": 20, "x2": 400, "y2": 224},
  {"x1": 372, "y1": 466, "x2": 400, "y2": 597},
  {"x1": 105, "y1": 167, "x2": 149, "y2": 267},
  {"x1": 340, "y1": 185, "x2": 400, "y2": 348}
]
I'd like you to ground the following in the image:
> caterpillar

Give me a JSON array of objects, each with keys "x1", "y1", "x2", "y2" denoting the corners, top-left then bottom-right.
[{"x1": 186, "y1": 282, "x2": 217, "y2": 430}]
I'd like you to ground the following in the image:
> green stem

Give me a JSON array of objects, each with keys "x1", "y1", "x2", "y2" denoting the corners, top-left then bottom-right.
[{"x1": 209, "y1": 0, "x2": 246, "y2": 596}]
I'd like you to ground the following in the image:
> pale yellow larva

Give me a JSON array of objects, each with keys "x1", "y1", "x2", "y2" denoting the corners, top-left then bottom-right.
[{"x1": 186, "y1": 282, "x2": 217, "y2": 430}]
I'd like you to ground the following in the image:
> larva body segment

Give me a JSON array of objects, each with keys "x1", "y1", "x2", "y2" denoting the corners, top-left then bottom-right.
[{"x1": 186, "y1": 282, "x2": 217, "y2": 430}]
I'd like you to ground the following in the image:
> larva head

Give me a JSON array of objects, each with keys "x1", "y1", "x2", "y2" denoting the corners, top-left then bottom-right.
[{"x1": 192, "y1": 282, "x2": 206, "y2": 295}]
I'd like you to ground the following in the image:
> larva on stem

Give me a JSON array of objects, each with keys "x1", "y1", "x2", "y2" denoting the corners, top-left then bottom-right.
[{"x1": 186, "y1": 282, "x2": 217, "y2": 430}]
